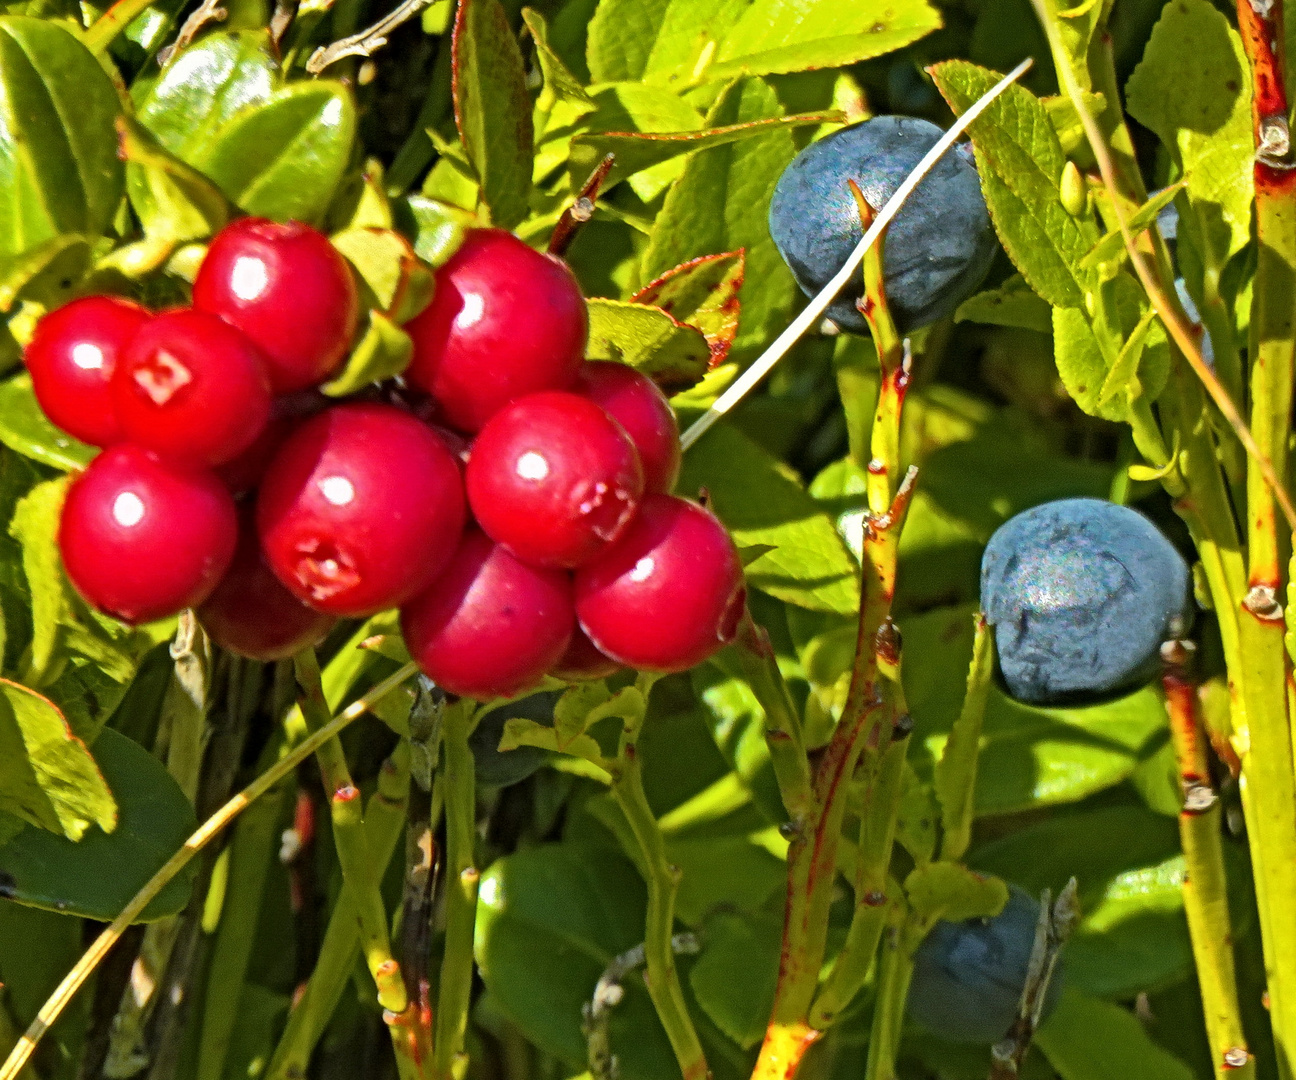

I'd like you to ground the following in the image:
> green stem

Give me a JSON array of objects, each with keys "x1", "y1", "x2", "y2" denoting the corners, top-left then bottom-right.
[
  {"x1": 862, "y1": 912, "x2": 913, "y2": 1080},
  {"x1": 608, "y1": 679, "x2": 709, "y2": 1080},
  {"x1": 432, "y1": 701, "x2": 478, "y2": 1080},
  {"x1": 266, "y1": 744, "x2": 412, "y2": 1080},
  {"x1": 294, "y1": 648, "x2": 407, "y2": 1014},
  {"x1": 934, "y1": 615, "x2": 993, "y2": 863},
  {"x1": 83, "y1": 0, "x2": 157, "y2": 52}
]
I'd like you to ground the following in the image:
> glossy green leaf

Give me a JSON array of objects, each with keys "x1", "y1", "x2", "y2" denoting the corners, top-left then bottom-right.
[
  {"x1": 0, "y1": 727, "x2": 195, "y2": 921},
  {"x1": 688, "y1": 910, "x2": 781, "y2": 1049},
  {"x1": 133, "y1": 31, "x2": 277, "y2": 159},
  {"x1": 632, "y1": 252, "x2": 744, "y2": 368},
  {"x1": 10, "y1": 475, "x2": 66, "y2": 681},
  {"x1": 969, "y1": 805, "x2": 1199, "y2": 998},
  {"x1": 1125, "y1": 0, "x2": 1253, "y2": 262},
  {"x1": 1037, "y1": 988, "x2": 1197, "y2": 1080},
  {"x1": 586, "y1": 298, "x2": 711, "y2": 392},
  {"x1": 0, "y1": 374, "x2": 95, "y2": 471},
  {"x1": 954, "y1": 273, "x2": 1052, "y2": 334},
  {"x1": 199, "y1": 82, "x2": 356, "y2": 224},
  {"x1": 475, "y1": 842, "x2": 681, "y2": 1079},
  {"x1": 121, "y1": 115, "x2": 232, "y2": 245},
  {"x1": 680, "y1": 422, "x2": 859, "y2": 614},
  {"x1": 0, "y1": 233, "x2": 92, "y2": 313},
  {"x1": 331, "y1": 228, "x2": 434, "y2": 324},
  {"x1": 397, "y1": 194, "x2": 475, "y2": 267},
  {"x1": 0, "y1": 677, "x2": 113, "y2": 840},
  {"x1": 901, "y1": 605, "x2": 1166, "y2": 816},
  {"x1": 320, "y1": 311, "x2": 412, "y2": 397},
  {"x1": 0, "y1": 17, "x2": 123, "y2": 258},
  {"x1": 641, "y1": 77, "x2": 797, "y2": 352},
  {"x1": 452, "y1": 0, "x2": 534, "y2": 230},
  {"x1": 586, "y1": 0, "x2": 941, "y2": 85},
  {"x1": 931, "y1": 60, "x2": 1099, "y2": 309}
]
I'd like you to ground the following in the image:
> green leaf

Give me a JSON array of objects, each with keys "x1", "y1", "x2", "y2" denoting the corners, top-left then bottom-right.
[
  {"x1": 200, "y1": 82, "x2": 356, "y2": 225},
  {"x1": 133, "y1": 31, "x2": 276, "y2": 161},
  {"x1": 1037, "y1": 988, "x2": 1197, "y2": 1080},
  {"x1": 688, "y1": 910, "x2": 781, "y2": 1049},
  {"x1": 330, "y1": 228, "x2": 435, "y2": 324},
  {"x1": 0, "y1": 233, "x2": 93, "y2": 313},
  {"x1": 954, "y1": 273, "x2": 1052, "y2": 334},
  {"x1": 665, "y1": 831, "x2": 785, "y2": 926},
  {"x1": 1043, "y1": 90, "x2": 1107, "y2": 157},
  {"x1": 475, "y1": 842, "x2": 681, "y2": 1079},
  {"x1": 522, "y1": 7, "x2": 596, "y2": 114},
  {"x1": 320, "y1": 311, "x2": 412, "y2": 397},
  {"x1": 930, "y1": 59, "x2": 1099, "y2": 309},
  {"x1": 0, "y1": 727, "x2": 196, "y2": 921},
  {"x1": 905, "y1": 862, "x2": 1008, "y2": 924},
  {"x1": 0, "y1": 374, "x2": 96, "y2": 471},
  {"x1": 397, "y1": 194, "x2": 476, "y2": 267},
  {"x1": 586, "y1": 0, "x2": 941, "y2": 85},
  {"x1": 0, "y1": 678, "x2": 113, "y2": 839},
  {"x1": 0, "y1": 17, "x2": 123, "y2": 258},
  {"x1": 679, "y1": 422, "x2": 859, "y2": 614},
  {"x1": 641, "y1": 77, "x2": 797, "y2": 352},
  {"x1": 586, "y1": 298, "x2": 711, "y2": 392},
  {"x1": 631, "y1": 252, "x2": 744, "y2": 365},
  {"x1": 1079, "y1": 182, "x2": 1185, "y2": 272},
  {"x1": 901, "y1": 605, "x2": 1166, "y2": 815},
  {"x1": 121, "y1": 115, "x2": 232, "y2": 246},
  {"x1": 10, "y1": 475, "x2": 67, "y2": 682},
  {"x1": 568, "y1": 108, "x2": 837, "y2": 196},
  {"x1": 452, "y1": 0, "x2": 534, "y2": 230},
  {"x1": 970, "y1": 805, "x2": 1198, "y2": 998},
  {"x1": 1125, "y1": 0, "x2": 1253, "y2": 262}
]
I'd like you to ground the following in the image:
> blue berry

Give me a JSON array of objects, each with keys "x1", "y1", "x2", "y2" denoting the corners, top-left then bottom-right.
[
  {"x1": 768, "y1": 116, "x2": 997, "y2": 335},
  {"x1": 908, "y1": 885, "x2": 1062, "y2": 1044},
  {"x1": 980, "y1": 498, "x2": 1191, "y2": 705},
  {"x1": 470, "y1": 692, "x2": 557, "y2": 788}
]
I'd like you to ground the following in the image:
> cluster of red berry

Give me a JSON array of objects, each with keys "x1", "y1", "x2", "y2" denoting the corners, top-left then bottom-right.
[{"x1": 27, "y1": 221, "x2": 747, "y2": 699}]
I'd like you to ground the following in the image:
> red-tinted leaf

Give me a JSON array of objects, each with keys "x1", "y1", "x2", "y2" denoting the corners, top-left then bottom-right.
[{"x1": 633, "y1": 250, "x2": 744, "y2": 367}]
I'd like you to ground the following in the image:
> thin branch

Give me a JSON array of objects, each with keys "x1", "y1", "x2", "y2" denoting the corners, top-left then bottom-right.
[
  {"x1": 549, "y1": 154, "x2": 616, "y2": 258},
  {"x1": 306, "y1": 0, "x2": 435, "y2": 74}
]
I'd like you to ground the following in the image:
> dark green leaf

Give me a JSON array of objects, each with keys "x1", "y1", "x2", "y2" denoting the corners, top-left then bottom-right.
[
  {"x1": 586, "y1": 298, "x2": 711, "y2": 391},
  {"x1": 954, "y1": 273, "x2": 1052, "y2": 334},
  {"x1": 200, "y1": 82, "x2": 356, "y2": 224},
  {"x1": 931, "y1": 60, "x2": 1099, "y2": 308},
  {"x1": 688, "y1": 911, "x2": 781, "y2": 1049},
  {"x1": 0, "y1": 677, "x2": 114, "y2": 840},
  {"x1": 1037, "y1": 988, "x2": 1197, "y2": 1080},
  {"x1": 452, "y1": 0, "x2": 534, "y2": 230},
  {"x1": 0, "y1": 374, "x2": 96, "y2": 471},
  {"x1": 0, "y1": 17, "x2": 123, "y2": 258},
  {"x1": 0, "y1": 727, "x2": 195, "y2": 921},
  {"x1": 679, "y1": 422, "x2": 859, "y2": 614},
  {"x1": 320, "y1": 312, "x2": 412, "y2": 397}
]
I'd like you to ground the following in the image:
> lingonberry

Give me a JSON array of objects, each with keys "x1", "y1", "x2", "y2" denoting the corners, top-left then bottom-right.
[
  {"x1": 466, "y1": 391, "x2": 644, "y2": 568},
  {"x1": 575, "y1": 361, "x2": 681, "y2": 494},
  {"x1": 112, "y1": 308, "x2": 272, "y2": 467},
  {"x1": 256, "y1": 402, "x2": 466, "y2": 617},
  {"x1": 551, "y1": 626, "x2": 622, "y2": 682},
  {"x1": 197, "y1": 512, "x2": 336, "y2": 660},
  {"x1": 400, "y1": 528, "x2": 574, "y2": 700},
  {"x1": 193, "y1": 218, "x2": 360, "y2": 393},
  {"x1": 574, "y1": 494, "x2": 745, "y2": 673},
  {"x1": 59, "y1": 444, "x2": 237, "y2": 624},
  {"x1": 404, "y1": 229, "x2": 588, "y2": 432},
  {"x1": 25, "y1": 295, "x2": 150, "y2": 447}
]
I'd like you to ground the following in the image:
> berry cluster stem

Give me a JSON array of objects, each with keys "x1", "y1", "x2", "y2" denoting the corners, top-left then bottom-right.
[
  {"x1": 293, "y1": 648, "x2": 408, "y2": 1015},
  {"x1": 607, "y1": 676, "x2": 710, "y2": 1080},
  {"x1": 1162, "y1": 653, "x2": 1253, "y2": 1079},
  {"x1": 432, "y1": 699, "x2": 478, "y2": 1080}
]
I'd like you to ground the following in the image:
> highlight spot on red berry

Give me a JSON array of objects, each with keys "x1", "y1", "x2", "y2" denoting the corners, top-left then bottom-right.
[
  {"x1": 405, "y1": 229, "x2": 588, "y2": 432},
  {"x1": 112, "y1": 308, "x2": 272, "y2": 467},
  {"x1": 576, "y1": 361, "x2": 681, "y2": 494},
  {"x1": 401, "y1": 528, "x2": 574, "y2": 700},
  {"x1": 256, "y1": 402, "x2": 466, "y2": 617},
  {"x1": 466, "y1": 391, "x2": 644, "y2": 569},
  {"x1": 198, "y1": 513, "x2": 336, "y2": 660},
  {"x1": 194, "y1": 218, "x2": 360, "y2": 393},
  {"x1": 59, "y1": 444, "x2": 237, "y2": 624},
  {"x1": 574, "y1": 494, "x2": 746, "y2": 673},
  {"x1": 25, "y1": 295, "x2": 151, "y2": 447}
]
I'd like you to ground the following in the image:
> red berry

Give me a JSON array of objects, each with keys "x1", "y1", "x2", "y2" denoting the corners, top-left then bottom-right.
[
  {"x1": 551, "y1": 625, "x2": 622, "y2": 681},
  {"x1": 405, "y1": 229, "x2": 588, "y2": 432},
  {"x1": 112, "y1": 308, "x2": 272, "y2": 467},
  {"x1": 25, "y1": 295, "x2": 150, "y2": 447},
  {"x1": 193, "y1": 218, "x2": 360, "y2": 393},
  {"x1": 466, "y1": 392, "x2": 644, "y2": 569},
  {"x1": 59, "y1": 444, "x2": 237, "y2": 624},
  {"x1": 574, "y1": 494, "x2": 745, "y2": 673},
  {"x1": 576, "y1": 361, "x2": 681, "y2": 494},
  {"x1": 198, "y1": 513, "x2": 336, "y2": 660},
  {"x1": 216, "y1": 390, "x2": 326, "y2": 495},
  {"x1": 256, "y1": 402, "x2": 466, "y2": 617},
  {"x1": 401, "y1": 528, "x2": 574, "y2": 700}
]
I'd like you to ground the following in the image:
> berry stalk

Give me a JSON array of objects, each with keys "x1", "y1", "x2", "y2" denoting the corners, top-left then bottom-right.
[
  {"x1": 1162, "y1": 648, "x2": 1253, "y2": 1079},
  {"x1": 292, "y1": 648, "x2": 408, "y2": 1014}
]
